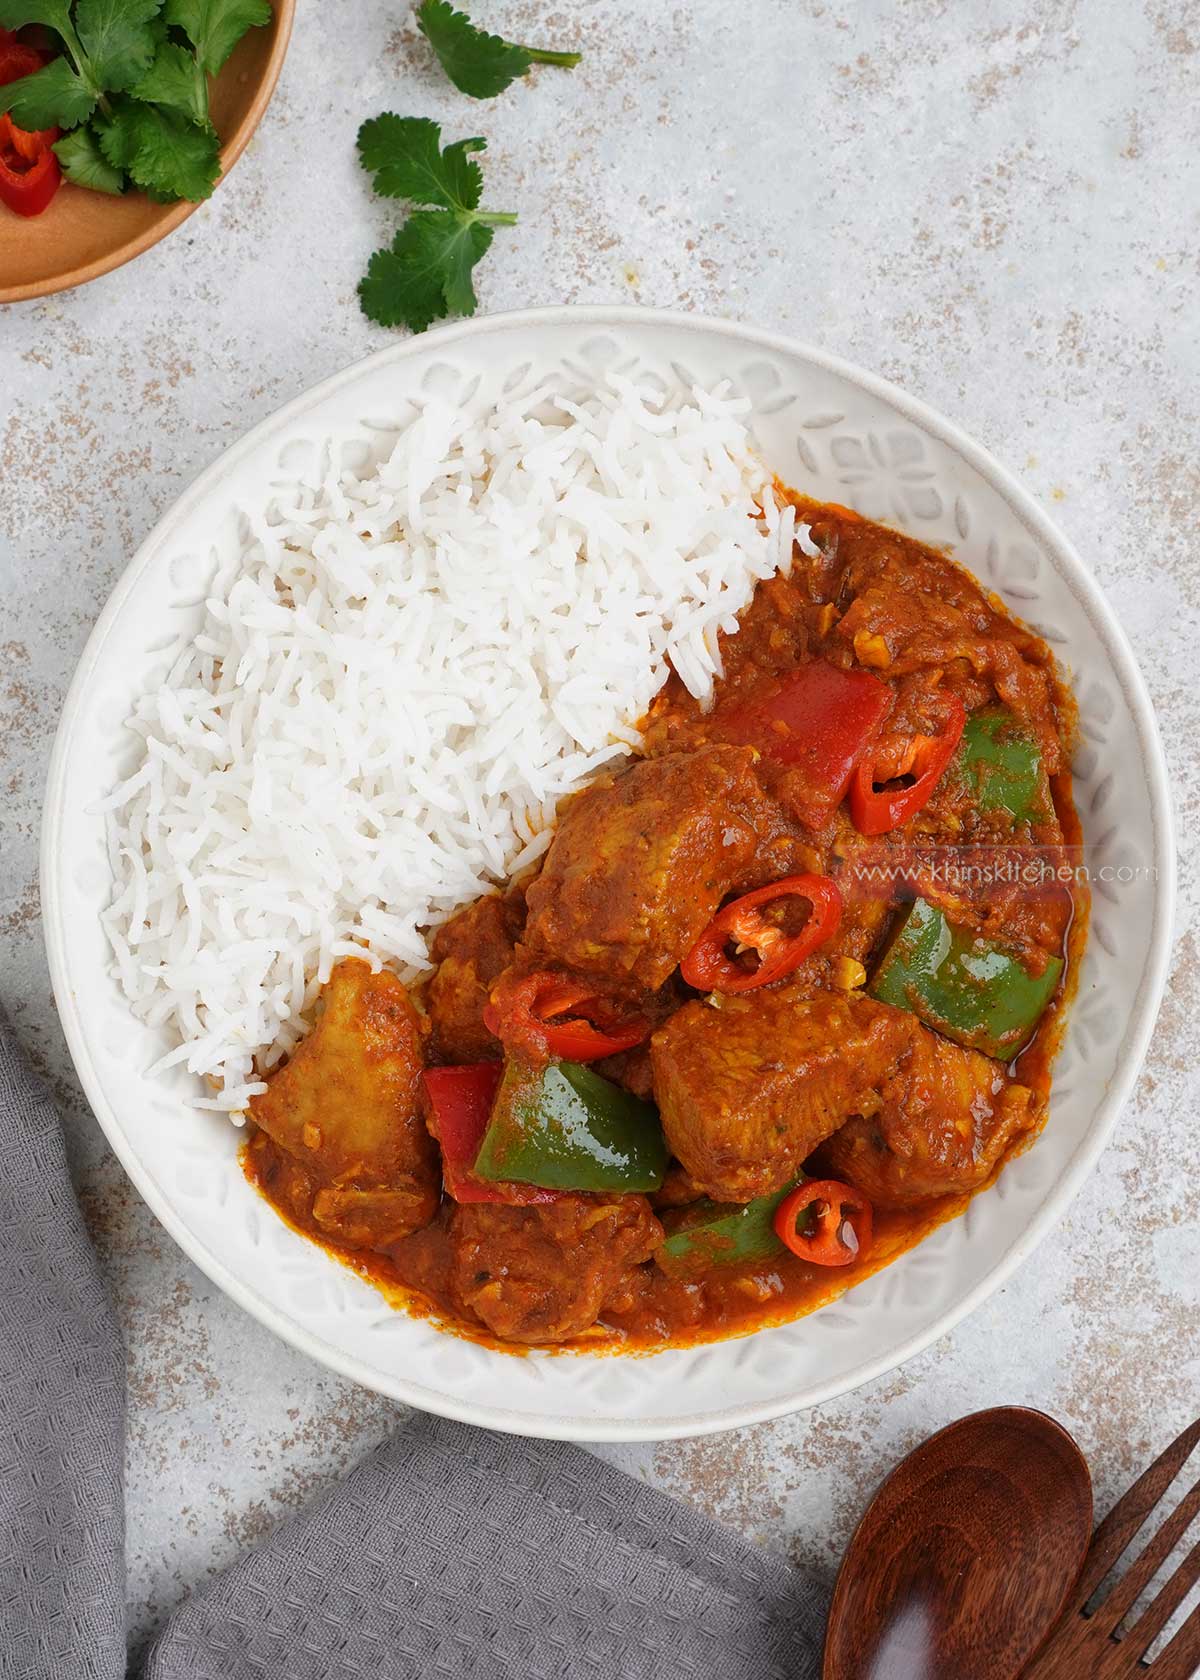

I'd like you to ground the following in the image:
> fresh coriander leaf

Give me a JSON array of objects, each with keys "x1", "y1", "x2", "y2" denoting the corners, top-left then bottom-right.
[
  {"x1": 385, "y1": 206, "x2": 493, "y2": 320},
  {"x1": 53, "y1": 122, "x2": 126, "y2": 192},
  {"x1": 356, "y1": 114, "x2": 484, "y2": 211},
  {"x1": 122, "y1": 101, "x2": 219, "y2": 198},
  {"x1": 0, "y1": 55, "x2": 97, "y2": 126},
  {"x1": 422, "y1": 210, "x2": 493, "y2": 316},
  {"x1": 130, "y1": 38, "x2": 206, "y2": 121},
  {"x1": 98, "y1": 98, "x2": 217, "y2": 197},
  {"x1": 416, "y1": 0, "x2": 526, "y2": 98},
  {"x1": 415, "y1": 0, "x2": 579, "y2": 100},
  {"x1": 358, "y1": 114, "x2": 516, "y2": 334},
  {"x1": 359, "y1": 212, "x2": 493, "y2": 331},
  {"x1": 94, "y1": 94, "x2": 143, "y2": 166},
  {"x1": 75, "y1": 0, "x2": 163, "y2": 89},
  {"x1": 0, "y1": 1, "x2": 73, "y2": 28},
  {"x1": 0, "y1": 0, "x2": 98, "y2": 102},
  {"x1": 359, "y1": 223, "x2": 449, "y2": 334},
  {"x1": 163, "y1": 0, "x2": 269, "y2": 75}
]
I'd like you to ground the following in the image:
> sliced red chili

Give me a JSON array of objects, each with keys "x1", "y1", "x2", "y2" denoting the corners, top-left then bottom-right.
[
  {"x1": 680, "y1": 873, "x2": 841, "y2": 994},
  {"x1": 421, "y1": 1062, "x2": 556, "y2": 1205},
  {"x1": 849, "y1": 691, "x2": 966, "y2": 836},
  {"x1": 773, "y1": 1179, "x2": 873, "y2": 1267},
  {"x1": 0, "y1": 43, "x2": 62, "y2": 217},
  {"x1": 482, "y1": 970, "x2": 652, "y2": 1062},
  {"x1": 0, "y1": 99, "x2": 60, "y2": 219}
]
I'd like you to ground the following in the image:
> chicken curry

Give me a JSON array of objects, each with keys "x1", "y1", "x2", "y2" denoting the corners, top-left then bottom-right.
[{"x1": 244, "y1": 496, "x2": 1085, "y2": 1352}]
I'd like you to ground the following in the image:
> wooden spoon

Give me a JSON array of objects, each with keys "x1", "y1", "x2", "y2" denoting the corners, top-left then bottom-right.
[{"x1": 823, "y1": 1407, "x2": 1093, "y2": 1680}]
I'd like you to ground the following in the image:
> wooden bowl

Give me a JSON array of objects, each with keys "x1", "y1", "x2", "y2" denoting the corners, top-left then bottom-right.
[{"x1": 0, "y1": 0, "x2": 294, "y2": 305}]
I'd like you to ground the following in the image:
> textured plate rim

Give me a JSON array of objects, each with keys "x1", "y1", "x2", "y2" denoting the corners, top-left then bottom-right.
[{"x1": 40, "y1": 305, "x2": 1177, "y2": 1441}]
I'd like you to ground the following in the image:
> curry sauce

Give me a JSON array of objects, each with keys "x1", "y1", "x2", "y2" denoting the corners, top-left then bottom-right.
[{"x1": 244, "y1": 495, "x2": 1088, "y2": 1355}]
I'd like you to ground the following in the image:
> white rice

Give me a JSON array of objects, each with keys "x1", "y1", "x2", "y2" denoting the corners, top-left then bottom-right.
[{"x1": 99, "y1": 371, "x2": 800, "y2": 1113}]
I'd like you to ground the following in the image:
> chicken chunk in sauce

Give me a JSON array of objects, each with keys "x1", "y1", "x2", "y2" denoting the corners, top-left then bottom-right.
[
  {"x1": 427, "y1": 892, "x2": 522, "y2": 1062},
  {"x1": 651, "y1": 990, "x2": 1037, "y2": 1204},
  {"x1": 447, "y1": 1195, "x2": 662, "y2": 1344},
  {"x1": 822, "y1": 1034, "x2": 1035, "y2": 1209},
  {"x1": 248, "y1": 959, "x2": 439, "y2": 1247},
  {"x1": 651, "y1": 991, "x2": 901, "y2": 1202},
  {"x1": 521, "y1": 745, "x2": 777, "y2": 993}
]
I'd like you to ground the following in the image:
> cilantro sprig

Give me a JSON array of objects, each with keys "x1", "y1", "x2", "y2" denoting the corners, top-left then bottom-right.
[
  {"x1": 357, "y1": 115, "x2": 516, "y2": 333},
  {"x1": 416, "y1": 0, "x2": 579, "y2": 99},
  {"x1": 0, "y1": 0, "x2": 269, "y2": 201}
]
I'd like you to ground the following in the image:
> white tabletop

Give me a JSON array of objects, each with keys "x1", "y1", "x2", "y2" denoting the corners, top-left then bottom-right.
[{"x1": 2, "y1": 0, "x2": 1197, "y2": 1655}]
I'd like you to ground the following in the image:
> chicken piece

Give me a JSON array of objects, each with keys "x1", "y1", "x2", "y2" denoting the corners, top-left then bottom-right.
[
  {"x1": 650, "y1": 990, "x2": 903, "y2": 1201},
  {"x1": 310, "y1": 1185, "x2": 439, "y2": 1248},
  {"x1": 427, "y1": 893, "x2": 522, "y2": 1062},
  {"x1": 248, "y1": 958, "x2": 438, "y2": 1246},
  {"x1": 823, "y1": 1037, "x2": 1037, "y2": 1208},
  {"x1": 447, "y1": 1194, "x2": 662, "y2": 1344},
  {"x1": 245, "y1": 1129, "x2": 318, "y2": 1228},
  {"x1": 521, "y1": 745, "x2": 773, "y2": 992},
  {"x1": 651, "y1": 1162, "x2": 707, "y2": 1212},
  {"x1": 593, "y1": 1041, "x2": 656, "y2": 1101},
  {"x1": 832, "y1": 548, "x2": 1064, "y2": 774},
  {"x1": 651, "y1": 990, "x2": 1036, "y2": 1204}
]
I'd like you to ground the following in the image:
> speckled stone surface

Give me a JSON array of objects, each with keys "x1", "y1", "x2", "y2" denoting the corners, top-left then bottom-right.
[{"x1": 2, "y1": 0, "x2": 1198, "y2": 1656}]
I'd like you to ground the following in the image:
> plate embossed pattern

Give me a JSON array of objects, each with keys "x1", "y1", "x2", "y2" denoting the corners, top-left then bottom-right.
[{"x1": 42, "y1": 309, "x2": 1173, "y2": 1440}]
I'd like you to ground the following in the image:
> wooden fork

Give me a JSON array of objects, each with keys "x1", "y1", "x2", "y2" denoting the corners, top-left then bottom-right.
[{"x1": 1023, "y1": 1415, "x2": 1200, "y2": 1678}]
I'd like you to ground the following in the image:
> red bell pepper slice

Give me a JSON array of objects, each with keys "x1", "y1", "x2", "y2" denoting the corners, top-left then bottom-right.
[
  {"x1": 849, "y1": 691, "x2": 966, "y2": 836},
  {"x1": 773, "y1": 1179, "x2": 873, "y2": 1266},
  {"x1": 0, "y1": 112, "x2": 61, "y2": 216},
  {"x1": 714, "y1": 661, "x2": 892, "y2": 830},
  {"x1": 680, "y1": 873, "x2": 842, "y2": 994},
  {"x1": 421, "y1": 1062, "x2": 557, "y2": 1205},
  {"x1": 0, "y1": 44, "x2": 60, "y2": 218},
  {"x1": 0, "y1": 40, "x2": 41, "y2": 82},
  {"x1": 482, "y1": 971, "x2": 652, "y2": 1062}
]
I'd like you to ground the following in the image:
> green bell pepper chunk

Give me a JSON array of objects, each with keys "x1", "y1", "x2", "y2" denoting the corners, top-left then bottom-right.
[
  {"x1": 951, "y1": 707, "x2": 1050, "y2": 826},
  {"x1": 656, "y1": 1178, "x2": 804, "y2": 1279},
  {"x1": 474, "y1": 1059, "x2": 668, "y2": 1193},
  {"x1": 869, "y1": 897, "x2": 1063, "y2": 1060}
]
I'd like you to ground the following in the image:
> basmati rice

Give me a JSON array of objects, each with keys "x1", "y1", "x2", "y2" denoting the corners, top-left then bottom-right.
[{"x1": 99, "y1": 371, "x2": 800, "y2": 1113}]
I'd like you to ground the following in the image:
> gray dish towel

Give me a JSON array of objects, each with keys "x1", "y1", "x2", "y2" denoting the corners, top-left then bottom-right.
[{"x1": 0, "y1": 1014, "x2": 827, "y2": 1679}]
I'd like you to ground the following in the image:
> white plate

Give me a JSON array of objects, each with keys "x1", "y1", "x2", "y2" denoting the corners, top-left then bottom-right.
[{"x1": 42, "y1": 307, "x2": 1175, "y2": 1441}]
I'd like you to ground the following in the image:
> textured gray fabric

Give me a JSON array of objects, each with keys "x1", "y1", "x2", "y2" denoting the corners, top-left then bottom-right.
[
  {"x1": 0, "y1": 1017, "x2": 126, "y2": 1680},
  {"x1": 0, "y1": 1014, "x2": 826, "y2": 1679}
]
